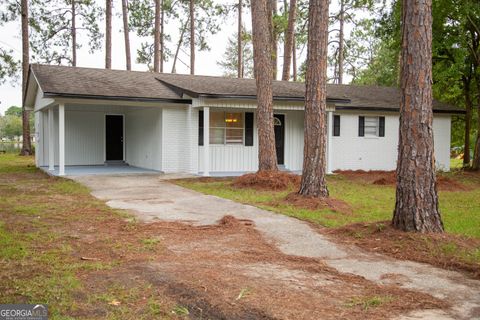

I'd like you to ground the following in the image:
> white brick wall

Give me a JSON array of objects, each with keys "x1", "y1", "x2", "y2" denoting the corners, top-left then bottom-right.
[
  {"x1": 161, "y1": 106, "x2": 198, "y2": 173},
  {"x1": 331, "y1": 111, "x2": 451, "y2": 171}
]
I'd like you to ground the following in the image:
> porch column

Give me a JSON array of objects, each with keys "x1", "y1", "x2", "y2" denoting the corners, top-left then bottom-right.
[
  {"x1": 58, "y1": 103, "x2": 65, "y2": 176},
  {"x1": 203, "y1": 107, "x2": 210, "y2": 176},
  {"x1": 48, "y1": 107, "x2": 55, "y2": 171},
  {"x1": 327, "y1": 111, "x2": 333, "y2": 174}
]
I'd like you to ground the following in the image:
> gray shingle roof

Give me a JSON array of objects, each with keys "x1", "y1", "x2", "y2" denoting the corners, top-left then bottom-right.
[
  {"x1": 30, "y1": 64, "x2": 463, "y2": 113},
  {"x1": 31, "y1": 64, "x2": 184, "y2": 102}
]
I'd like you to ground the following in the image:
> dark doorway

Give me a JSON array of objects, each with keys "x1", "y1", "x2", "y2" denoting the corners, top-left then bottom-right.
[
  {"x1": 274, "y1": 114, "x2": 285, "y2": 165},
  {"x1": 105, "y1": 115, "x2": 124, "y2": 161}
]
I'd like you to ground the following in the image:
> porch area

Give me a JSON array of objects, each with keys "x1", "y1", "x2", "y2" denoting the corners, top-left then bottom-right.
[
  {"x1": 35, "y1": 102, "x2": 168, "y2": 176},
  {"x1": 40, "y1": 164, "x2": 160, "y2": 177}
]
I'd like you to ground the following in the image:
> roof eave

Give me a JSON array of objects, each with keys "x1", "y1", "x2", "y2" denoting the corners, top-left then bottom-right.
[
  {"x1": 43, "y1": 92, "x2": 192, "y2": 104},
  {"x1": 335, "y1": 105, "x2": 465, "y2": 114}
]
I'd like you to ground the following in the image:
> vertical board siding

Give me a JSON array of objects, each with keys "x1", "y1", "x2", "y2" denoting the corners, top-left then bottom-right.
[
  {"x1": 125, "y1": 108, "x2": 162, "y2": 171},
  {"x1": 65, "y1": 111, "x2": 104, "y2": 165},
  {"x1": 198, "y1": 110, "x2": 304, "y2": 173},
  {"x1": 42, "y1": 104, "x2": 165, "y2": 169}
]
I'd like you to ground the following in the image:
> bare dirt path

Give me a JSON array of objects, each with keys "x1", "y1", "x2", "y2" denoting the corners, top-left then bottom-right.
[{"x1": 74, "y1": 174, "x2": 480, "y2": 320}]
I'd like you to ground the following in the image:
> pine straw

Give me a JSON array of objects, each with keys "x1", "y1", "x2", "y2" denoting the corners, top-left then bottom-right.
[
  {"x1": 232, "y1": 171, "x2": 301, "y2": 191},
  {"x1": 335, "y1": 170, "x2": 470, "y2": 192},
  {"x1": 326, "y1": 221, "x2": 480, "y2": 279},
  {"x1": 270, "y1": 192, "x2": 353, "y2": 215}
]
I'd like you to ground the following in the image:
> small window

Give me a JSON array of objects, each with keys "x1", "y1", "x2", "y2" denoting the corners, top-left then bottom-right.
[
  {"x1": 333, "y1": 115, "x2": 340, "y2": 136},
  {"x1": 364, "y1": 117, "x2": 379, "y2": 137},
  {"x1": 198, "y1": 110, "x2": 204, "y2": 146},
  {"x1": 359, "y1": 116, "x2": 386, "y2": 137},
  {"x1": 209, "y1": 111, "x2": 244, "y2": 145}
]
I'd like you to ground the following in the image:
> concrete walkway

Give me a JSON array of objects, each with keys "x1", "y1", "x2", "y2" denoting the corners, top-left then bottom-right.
[{"x1": 74, "y1": 174, "x2": 480, "y2": 320}]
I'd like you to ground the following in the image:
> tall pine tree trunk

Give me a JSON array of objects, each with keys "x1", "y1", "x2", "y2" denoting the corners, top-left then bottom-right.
[
  {"x1": 337, "y1": 0, "x2": 344, "y2": 84},
  {"x1": 298, "y1": 0, "x2": 329, "y2": 197},
  {"x1": 105, "y1": 0, "x2": 112, "y2": 69},
  {"x1": 267, "y1": 0, "x2": 278, "y2": 80},
  {"x1": 251, "y1": 0, "x2": 277, "y2": 171},
  {"x1": 462, "y1": 75, "x2": 472, "y2": 166},
  {"x1": 153, "y1": 0, "x2": 161, "y2": 72},
  {"x1": 281, "y1": 0, "x2": 296, "y2": 81},
  {"x1": 392, "y1": 0, "x2": 443, "y2": 233},
  {"x1": 190, "y1": 0, "x2": 195, "y2": 75},
  {"x1": 172, "y1": 19, "x2": 189, "y2": 73},
  {"x1": 473, "y1": 74, "x2": 480, "y2": 170},
  {"x1": 71, "y1": 0, "x2": 77, "y2": 66},
  {"x1": 237, "y1": 0, "x2": 243, "y2": 78},
  {"x1": 160, "y1": 0, "x2": 164, "y2": 72},
  {"x1": 20, "y1": 0, "x2": 32, "y2": 156},
  {"x1": 292, "y1": 36, "x2": 297, "y2": 81},
  {"x1": 121, "y1": 0, "x2": 131, "y2": 70}
]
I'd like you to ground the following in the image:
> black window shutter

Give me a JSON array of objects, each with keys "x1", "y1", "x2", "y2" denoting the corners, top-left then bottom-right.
[
  {"x1": 379, "y1": 116, "x2": 385, "y2": 137},
  {"x1": 358, "y1": 116, "x2": 365, "y2": 137},
  {"x1": 198, "y1": 110, "x2": 204, "y2": 146},
  {"x1": 245, "y1": 112, "x2": 254, "y2": 146},
  {"x1": 333, "y1": 115, "x2": 340, "y2": 136}
]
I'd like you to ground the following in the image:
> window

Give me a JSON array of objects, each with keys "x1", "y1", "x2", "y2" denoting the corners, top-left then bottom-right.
[
  {"x1": 359, "y1": 116, "x2": 385, "y2": 137},
  {"x1": 209, "y1": 111, "x2": 244, "y2": 144},
  {"x1": 333, "y1": 115, "x2": 340, "y2": 136}
]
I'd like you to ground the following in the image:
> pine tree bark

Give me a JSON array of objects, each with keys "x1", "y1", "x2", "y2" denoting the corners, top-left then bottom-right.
[
  {"x1": 105, "y1": 0, "x2": 112, "y2": 69},
  {"x1": 121, "y1": 0, "x2": 131, "y2": 70},
  {"x1": 337, "y1": 0, "x2": 344, "y2": 84},
  {"x1": 281, "y1": 0, "x2": 296, "y2": 81},
  {"x1": 71, "y1": 0, "x2": 77, "y2": 66},
  {"x1": 392, "y1": 0, "x2": 443, "y2": 233},
  {"x1": 160, "y1": 0, "x2": 164, "y2": 72},
  {"x1": 473, "y1": 75, "x2": 480, "y2": 170},
  {"x1": 237, "y1": 0, "x2": 243, "y2": 78},
  {"x1": 292, "y1": 36, "x2": 297, "y2": 81},
  {"x1": 153, "y1": 0, "x2": 161, "y2": 72},
  {"x1": 190, "y1": 0, "x2": 195, "y2": 75},
  {"x1": 20, "y1": 0, "x2": 32, "y2": 156},
  {"x1": 462, "y1": 75, "x2": 472, "y2": 166},
  {"x1": 267, "y1": 0, "x2": 277, "y2": 79},
  {"x1": 251, "y1": 0, "x2": 278, "y2": 172},
  {"x1": 298, "y1": 0, "x2": 329, "y2": 197}
]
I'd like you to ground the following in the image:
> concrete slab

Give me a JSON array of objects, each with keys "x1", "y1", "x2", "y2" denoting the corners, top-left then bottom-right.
[
  {"x1": 75, "y1": 174, "x2": 480, "y2": 320},
  {"x1": 40, "y1": 165, "x2": 161, "y2": 177}
]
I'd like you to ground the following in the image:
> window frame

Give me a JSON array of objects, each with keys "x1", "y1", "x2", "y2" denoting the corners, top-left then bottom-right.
[
  {"x1": 333, "y1": 115, "x2": 340, "y2": 137},
  {"x1": 208, "y1": 111, "x2": 245, "y2": 145},
  {"x1": 359, "y1": 115, "x2": 386, "y2": 138}
]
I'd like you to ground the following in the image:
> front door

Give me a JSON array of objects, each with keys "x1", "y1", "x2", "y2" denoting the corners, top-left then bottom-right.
[
  {"x1": 105, "y1": 115, "x2": 124, "y2": 161},
  {"x1": 274, "y1": 114, "x2": 285, "y2": 165}
]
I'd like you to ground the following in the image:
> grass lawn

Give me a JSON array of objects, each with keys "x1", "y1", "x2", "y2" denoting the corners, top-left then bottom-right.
[
  {"x1": 176, "y1": 168, "x2": 480, "y2": 277},
  {"x1": 2, "y1": 154, "x2": 449, "y2": 319},
  {"x1": 177, "y1": 171, "x2": 480, "y2": 239},
  {"x1": 0, "y1": 154, "x2": 183, "y2": 319}
]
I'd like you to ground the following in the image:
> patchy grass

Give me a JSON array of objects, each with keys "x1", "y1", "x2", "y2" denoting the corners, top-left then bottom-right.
[
  {"x1": 345, "y1": 295, "x2": 393, "y2": 311},
  {"x1": 177, "y1": 172, "x2": 480, "y2": 238},
  {"x1": 0, "y1": 154, "x2": 179, "y2": 319},
  {"x1": 0, "y1": 154, "x2": 451, "y2": 319},
  {"x1": 176, "y1": 169, "x2": 480, "y2": 277}
]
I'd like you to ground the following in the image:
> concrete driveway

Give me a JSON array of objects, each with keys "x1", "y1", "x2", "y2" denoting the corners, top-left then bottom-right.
[{"x1": 74, "y1": 174, "x2": 480, "y2": 320}]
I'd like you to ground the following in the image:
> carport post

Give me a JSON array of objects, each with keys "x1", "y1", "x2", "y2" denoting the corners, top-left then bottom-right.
[
  {"x1": 59, "y1": 103, "x2": 65, "y2": 176},
  {"x1": 48, "y1": 107, "x2": 55, "y2": 171},
  {"x1": 203, "y1": 107, "x2": 210, "y2": 176},
  {"x1": 327, "y1": 111, "x2": 333, "y2": 174}
]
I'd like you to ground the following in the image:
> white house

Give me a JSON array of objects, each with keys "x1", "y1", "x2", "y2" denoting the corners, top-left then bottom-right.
[{"x1": 23, "y1": 64, "x2": 463, "y2": 176}]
